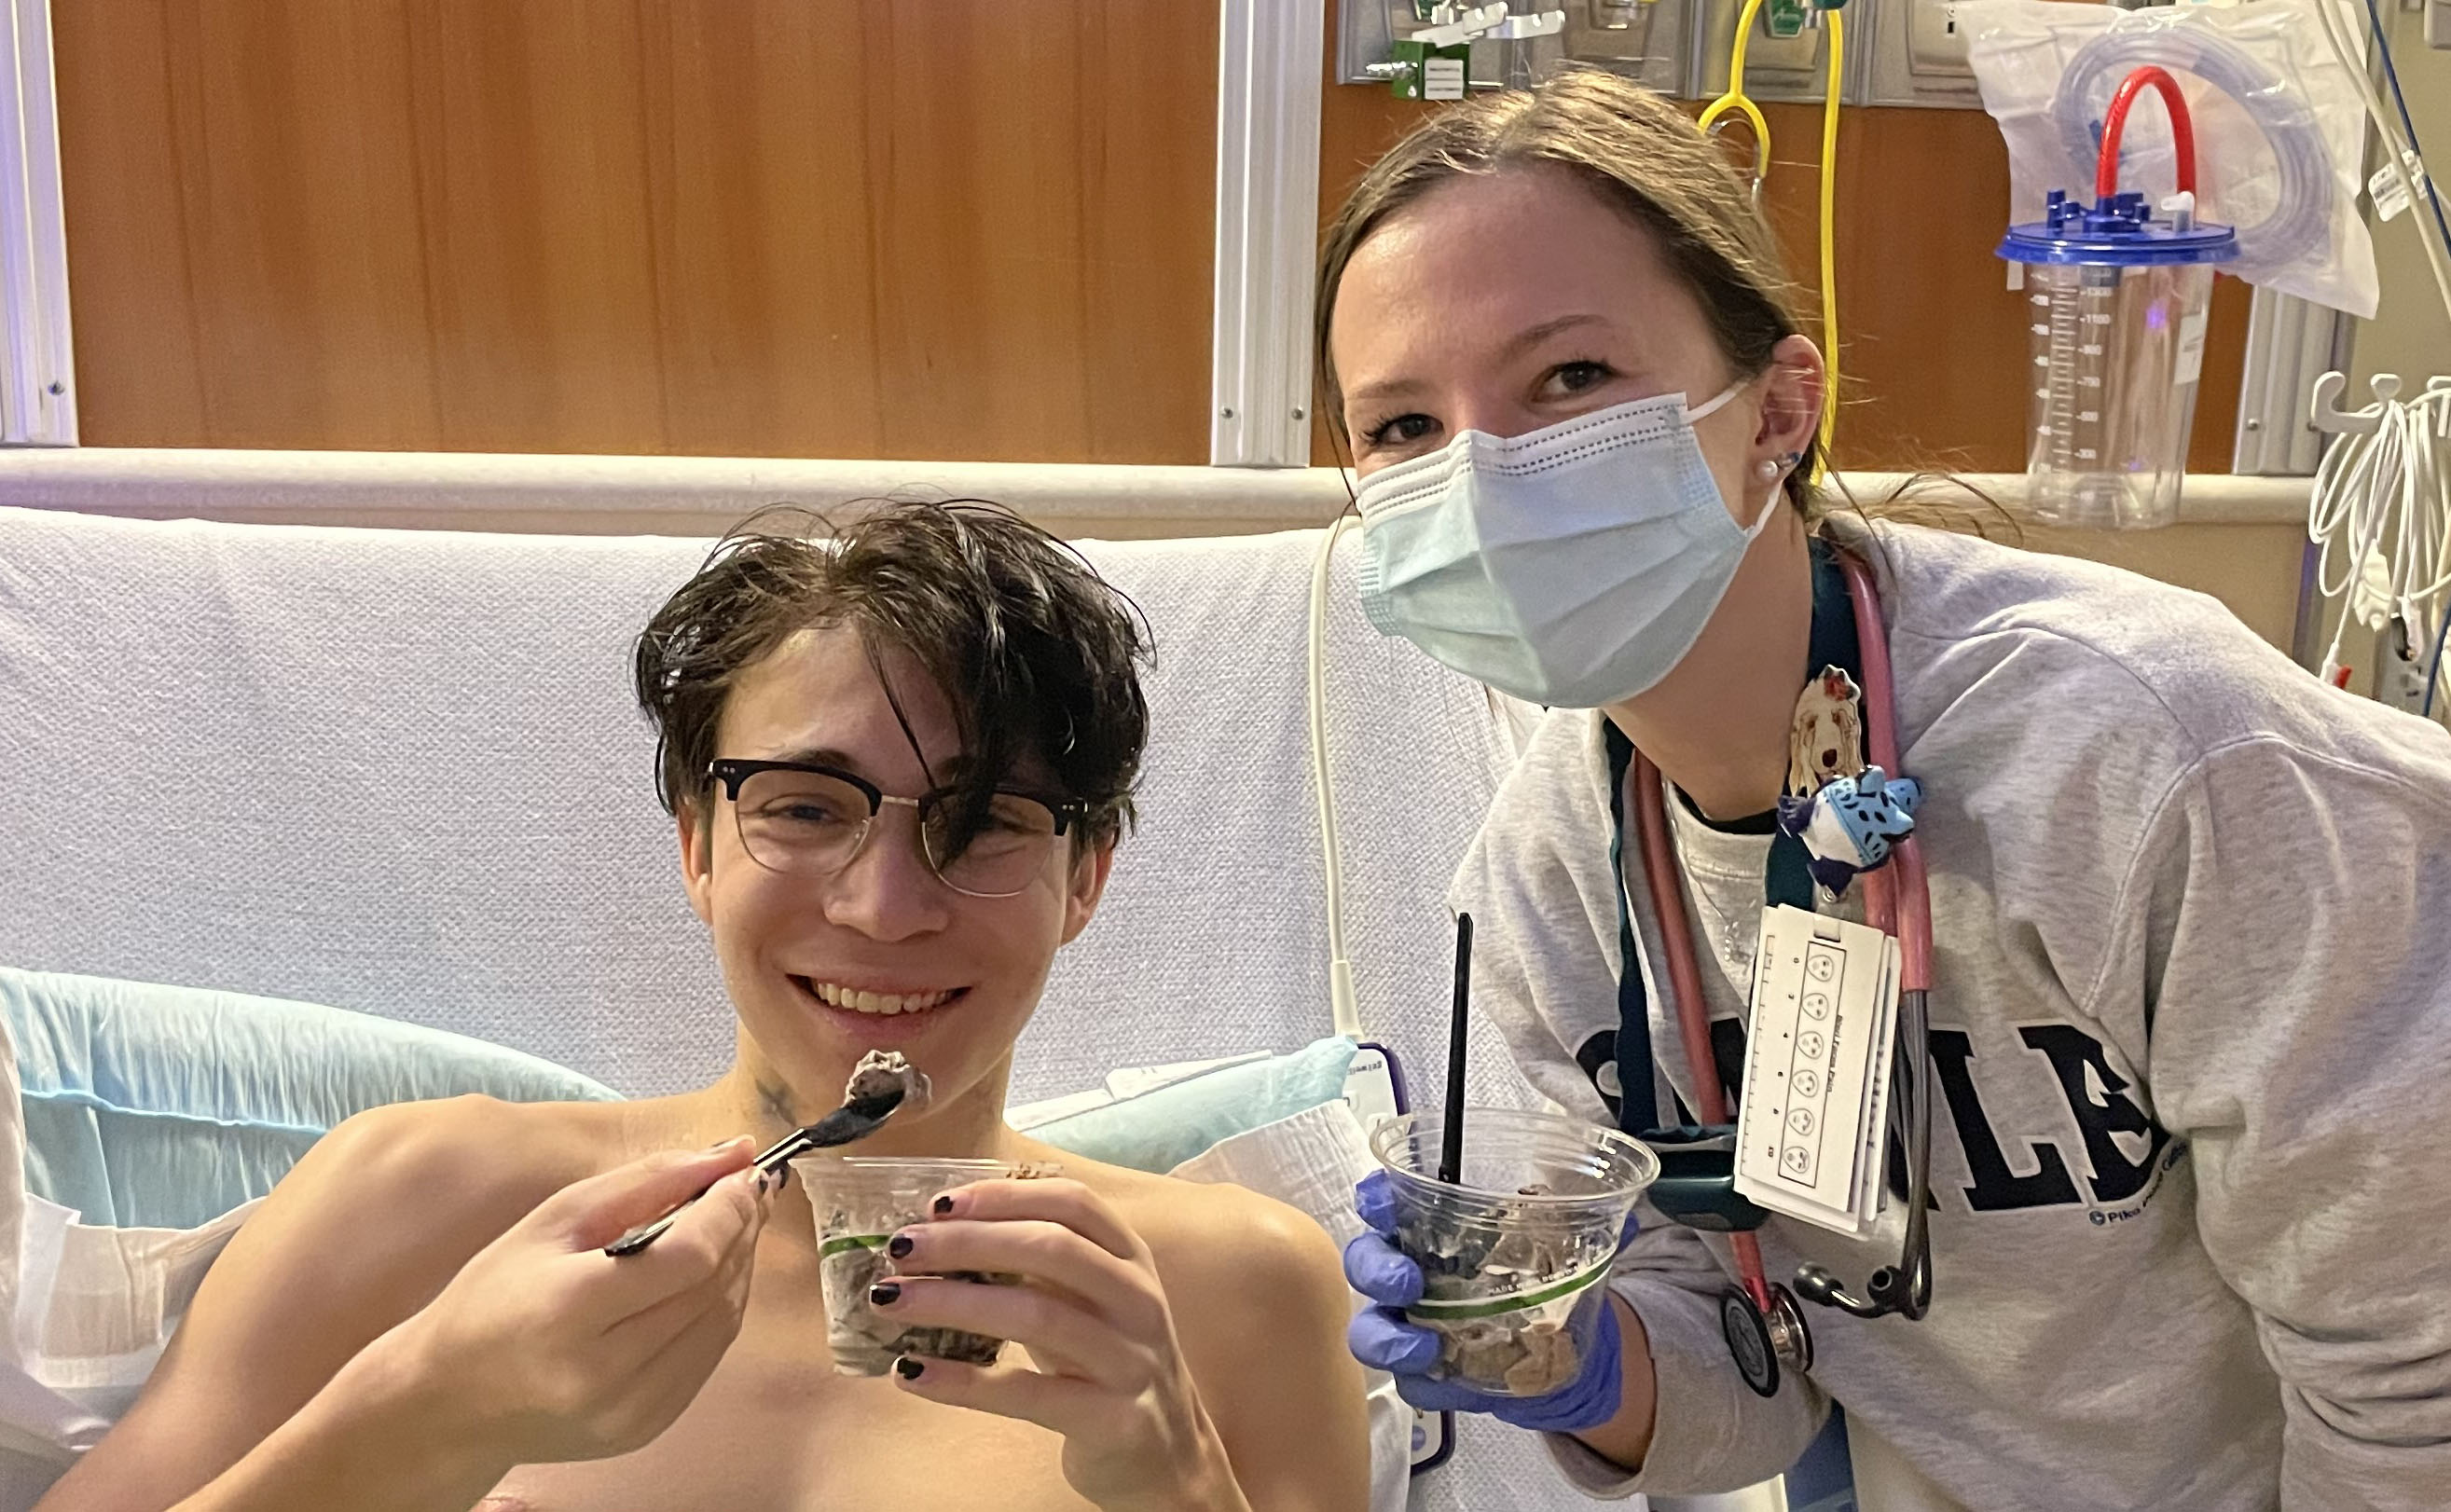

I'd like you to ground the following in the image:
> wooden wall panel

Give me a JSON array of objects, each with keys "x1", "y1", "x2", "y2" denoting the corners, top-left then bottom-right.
[
  {"x1": 1315, "y1": 89, "x2": 2251, "y2": 475},
  {"x1": 55, "y1": 1, "x2": 1219, "y2": 460}
]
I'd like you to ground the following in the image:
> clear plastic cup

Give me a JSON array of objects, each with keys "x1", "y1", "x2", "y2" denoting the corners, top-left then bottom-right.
[
  {"x1": 794, "y1": 1154, "x2": 1057, "y2": 1378},
  {"x1": 1370, "y1": 1109, "x2": 1658, "y2": 1397}
]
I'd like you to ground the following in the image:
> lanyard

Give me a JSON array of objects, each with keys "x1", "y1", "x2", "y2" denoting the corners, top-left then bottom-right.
[
  {"x1": 1606, "y1": 547, "x2": 1936, "y2": 1347},
  {"x1": 1605, "y1": 540, "x2": 1857, "y2": 1137},
  {"x1": 1597, "y1": 545, "x2": 1938, "y2": 1385}
]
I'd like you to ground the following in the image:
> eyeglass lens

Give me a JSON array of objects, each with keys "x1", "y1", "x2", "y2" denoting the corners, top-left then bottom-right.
[{"x1": 729, "y1": 765, "x2": 1060, "y2": 898}]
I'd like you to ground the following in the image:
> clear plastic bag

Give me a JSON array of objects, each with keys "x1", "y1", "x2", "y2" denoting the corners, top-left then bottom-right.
[{"x1": 1958, "y1": 0, "x2": 2378, "y2": 318}]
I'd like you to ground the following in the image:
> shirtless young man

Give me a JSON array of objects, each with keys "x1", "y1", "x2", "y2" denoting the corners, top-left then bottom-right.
[{"x1": 40, "y1": 503, "x2": 1370, "y2": 1512}]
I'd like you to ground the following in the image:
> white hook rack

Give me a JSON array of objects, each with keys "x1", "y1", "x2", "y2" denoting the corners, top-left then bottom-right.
[
  {"x1": 1406, "y1": 3, "x2": 1564, "y2": 48},
  {"x1": 1409, "y1": 3, "x2": 1506, "y2": 47},
  {"x1": 2310, "y1": 370, "x2": 2399, "y2": 436},
  {"x1": 2310, "y1": 370, "x2": 2451, "y2": 438}
]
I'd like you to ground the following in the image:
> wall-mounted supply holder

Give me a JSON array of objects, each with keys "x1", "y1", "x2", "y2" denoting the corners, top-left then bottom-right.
[
  {"x1": 1686, "y1": 0, "x2": 1860, "y2": 104},
  {"x1": 1340, "y1": 0, "x2": 1690, "y2": 99},
  {"x1": 1340, "y1": 0, "x2": 1995, "y2": 110},
  {"x1": 1860, "y1": 0, "x2": 1987, "y2": 107},
  {"x1": 1368, "y1": 4, "x2": 1566, "y2": 95},
  {"x1": 1562, "y1": 0, "x2": 1699, "y2": 95}
]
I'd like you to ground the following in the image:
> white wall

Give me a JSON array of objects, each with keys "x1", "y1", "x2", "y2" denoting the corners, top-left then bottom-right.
[{"x1": 2348, "y1": 7, "x2": 2451, "y2": 390}]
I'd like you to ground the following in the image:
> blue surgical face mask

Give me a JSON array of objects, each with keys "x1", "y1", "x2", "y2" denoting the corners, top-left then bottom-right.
[{"x1": 1354, "y1": 383, "x2": 1775, "y2": 708}]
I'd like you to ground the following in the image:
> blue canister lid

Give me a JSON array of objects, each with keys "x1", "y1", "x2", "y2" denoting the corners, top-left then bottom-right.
[{"x1": 1997, "y1": 189, "x2": 2240, "y2": 268}]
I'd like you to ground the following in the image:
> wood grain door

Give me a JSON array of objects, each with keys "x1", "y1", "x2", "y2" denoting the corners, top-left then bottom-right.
[{"x1": 57, "y1": 1, "x2": 1219, "y2": 460}]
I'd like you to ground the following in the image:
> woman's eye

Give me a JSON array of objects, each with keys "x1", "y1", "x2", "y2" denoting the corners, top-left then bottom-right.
[
  {"x1": 1361, "y1": 413, "x2": 1438, "y2": 449},
  {"x1": 1543, "y1": 361, "x2": 1615, "y2": 398}
]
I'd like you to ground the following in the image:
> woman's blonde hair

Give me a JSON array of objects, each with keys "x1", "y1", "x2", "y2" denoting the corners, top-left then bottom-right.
[{"x1": 1315, "y1": 65, "x2": 1825, "y2": 518}]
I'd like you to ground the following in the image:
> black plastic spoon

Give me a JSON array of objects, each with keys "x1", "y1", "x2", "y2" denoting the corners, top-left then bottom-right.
[{"x1": 603, "y1": 1082, "x2": 912, "y2": 1257}]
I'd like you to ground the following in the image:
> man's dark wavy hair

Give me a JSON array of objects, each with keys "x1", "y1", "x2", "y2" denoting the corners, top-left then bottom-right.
[{"x1": 634, "y1": 500, "x2": 1149, "y2": 851}]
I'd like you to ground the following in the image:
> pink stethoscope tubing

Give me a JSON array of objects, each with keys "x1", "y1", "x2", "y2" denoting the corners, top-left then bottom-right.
[{"x1": 1631, "y1": 549, "x2": 1935, "y2": 1321}]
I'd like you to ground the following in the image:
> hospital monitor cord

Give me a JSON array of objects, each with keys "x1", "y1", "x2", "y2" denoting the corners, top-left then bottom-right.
[{"x1": 1309, "y1": 513, "x2": 1362, "y2": 1041}]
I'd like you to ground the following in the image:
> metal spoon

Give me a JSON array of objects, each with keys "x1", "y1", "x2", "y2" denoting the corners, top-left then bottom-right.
[{"x1": 603, "y1": 1083, "x2": 911, "y2": 1258}]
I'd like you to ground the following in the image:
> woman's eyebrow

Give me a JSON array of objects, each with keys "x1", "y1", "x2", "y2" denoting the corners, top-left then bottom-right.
[
  {"x1": 1348, "y1": 312, "x2": 1619, "y2": 405},
  {"x1": 1497, "y1": 311, "x2": 1613, "y2": 361},
  {"x1": 1345, "y1": 375, "x2": 1431, "y2": 405}
]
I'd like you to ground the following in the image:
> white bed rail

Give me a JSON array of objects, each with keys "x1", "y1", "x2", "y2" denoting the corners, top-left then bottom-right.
[{"x1": 0, "y1": 448, "x2": 2312, "y2": 537}]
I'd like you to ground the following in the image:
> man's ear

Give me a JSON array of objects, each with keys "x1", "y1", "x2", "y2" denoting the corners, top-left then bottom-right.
[
  {"x1": 1059, "y1": 839, "x2": 1116, "y2": 946},
  {"x1": 678, "y1": 806, "x2": 714, "y2": 926}
]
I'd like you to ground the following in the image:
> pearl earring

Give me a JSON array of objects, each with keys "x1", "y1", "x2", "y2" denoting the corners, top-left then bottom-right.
[{"x1": 1757, "y1": 459, "x2": 1783, "y2": 480}]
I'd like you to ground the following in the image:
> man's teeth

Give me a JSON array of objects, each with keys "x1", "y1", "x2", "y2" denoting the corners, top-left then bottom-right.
[{"x1": 809, "y1": 982, "x2": 955, "y2": 1016}]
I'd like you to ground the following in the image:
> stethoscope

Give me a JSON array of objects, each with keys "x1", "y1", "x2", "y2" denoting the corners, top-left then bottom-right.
[{"x1": 1618, "y1": 549, "x2": 1935, "y2": 1398}]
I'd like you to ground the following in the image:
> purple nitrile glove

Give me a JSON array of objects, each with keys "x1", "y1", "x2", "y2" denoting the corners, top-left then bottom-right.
[{"x1": 1342, "y1": 1170, "x2": 1632, "y2": 1434}]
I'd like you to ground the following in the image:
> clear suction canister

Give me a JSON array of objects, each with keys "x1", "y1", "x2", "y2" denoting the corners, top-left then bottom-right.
[{"x1": 1998, "y1": 68, "x2": 2238, "y2": 529}]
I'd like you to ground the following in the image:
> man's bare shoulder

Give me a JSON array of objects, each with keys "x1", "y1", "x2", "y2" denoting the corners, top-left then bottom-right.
[
  {"x1": 1061, "y1": 1159, "x2": 1353, "y2": 1361},
  {"x1": 171, "y1": 1092, "x2": 622, "y2": 1374},
  {"x1": 1097, "y1": 1165, "x2": 1340, "y2": 1288},
  {"x1": 40, "y1": 1093, "x2": 634, "y2": 1511},
  {"x1": 272, "y1": 1094, "x2": 615, "y2": 1266}
]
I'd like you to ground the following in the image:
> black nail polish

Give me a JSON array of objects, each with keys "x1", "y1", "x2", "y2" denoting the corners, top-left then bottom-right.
[
  {"x1": 869, "y1": 1281, "x2": 901, "y2": 1307},
  {"x1": 894, "y1": 1356, "x2": 925, "y2": 1381},
  {"x1": 932, "y1": 1194, "x2": 956, "y2": 1216},
  {"x1": 887, "y1": 1233, "x2": 915, "y2": 1260}
]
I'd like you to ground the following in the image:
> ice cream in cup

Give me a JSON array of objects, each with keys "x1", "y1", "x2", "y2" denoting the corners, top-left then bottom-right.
[
  {"x1": 797, "y1": 1154, "x2": 1057, "y2": 1378},
  {"x1": 1369, "y1": 1108, "x2": 1658, "y2": 1396}
]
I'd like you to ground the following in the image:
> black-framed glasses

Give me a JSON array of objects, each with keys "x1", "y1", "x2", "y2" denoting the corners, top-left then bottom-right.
[{"x1": 707, "y1": 758, "x2": 1086, "y2": 900}]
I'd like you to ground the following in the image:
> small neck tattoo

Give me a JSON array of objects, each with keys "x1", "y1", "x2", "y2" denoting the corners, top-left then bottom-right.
[{"x1": 757, "y1": 1078, "x2": 809, "y2": 1131}]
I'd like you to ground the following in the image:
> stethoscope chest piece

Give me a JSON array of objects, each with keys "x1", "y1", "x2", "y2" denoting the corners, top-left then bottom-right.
[{"x1": 1720, "y1": 1285, "x2": 1814, "y2": 1399}]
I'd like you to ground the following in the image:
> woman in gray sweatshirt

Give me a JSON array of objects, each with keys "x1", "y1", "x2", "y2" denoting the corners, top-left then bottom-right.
[{"x1": 1325, "y1": 66, "x2": 2450, "y2": 1510}]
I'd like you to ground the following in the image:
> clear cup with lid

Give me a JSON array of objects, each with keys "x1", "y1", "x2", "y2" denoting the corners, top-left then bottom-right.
[{"x1": 1370, "y1": 1108, "x2": 1658, "y2": 1396}]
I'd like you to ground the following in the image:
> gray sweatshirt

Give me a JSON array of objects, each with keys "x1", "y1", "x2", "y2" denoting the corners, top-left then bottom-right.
[{"x1": 1448, "y1": 520, "x2": 2451, "y2": 1509}]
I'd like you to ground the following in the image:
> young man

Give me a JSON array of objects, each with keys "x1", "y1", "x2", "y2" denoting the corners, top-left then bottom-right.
[{"x1": 43, "y1": 502, "x2": 1369, "y2": 1512}]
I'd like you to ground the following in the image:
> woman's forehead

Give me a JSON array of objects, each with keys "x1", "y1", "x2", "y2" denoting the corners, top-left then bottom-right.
[{"x1": 1332, "y1": 170, "x2": 1698, "y2": 376}]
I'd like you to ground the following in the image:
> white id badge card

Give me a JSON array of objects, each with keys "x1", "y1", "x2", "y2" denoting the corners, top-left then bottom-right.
[{"x1": 1734, "y1": 905, "x2": 1901, "y2": 1236}]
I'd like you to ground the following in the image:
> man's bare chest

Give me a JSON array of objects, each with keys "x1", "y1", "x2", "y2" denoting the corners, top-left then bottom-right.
[{"x1": 482, "y1": 1253, "x2": 1095, "y2": 1512}]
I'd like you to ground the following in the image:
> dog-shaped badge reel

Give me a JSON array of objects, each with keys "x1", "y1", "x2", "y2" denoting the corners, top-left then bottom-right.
[
  {"x1": 1776, "y1": 667, "x2": 1921, "y2": 898},
  {"x1": 1787, "y1": 667, "x2": 1865, "y2": 798}
]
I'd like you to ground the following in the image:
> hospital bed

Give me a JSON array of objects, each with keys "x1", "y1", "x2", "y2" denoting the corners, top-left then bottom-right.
[{"x1": 0, "y1": 498, "x2": 1759, "y2": 1510}]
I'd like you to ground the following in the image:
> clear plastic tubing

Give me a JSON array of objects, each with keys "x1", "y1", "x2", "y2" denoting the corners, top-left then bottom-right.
[{"x1": 2049, "y1": 22, "x2": 2335, "y2": 279}]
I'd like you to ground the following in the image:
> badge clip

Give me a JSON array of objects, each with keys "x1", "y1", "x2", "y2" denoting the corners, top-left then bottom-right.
[{"x1": 1775, "y1": 765, "x2": 1922, "y2": 900}]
